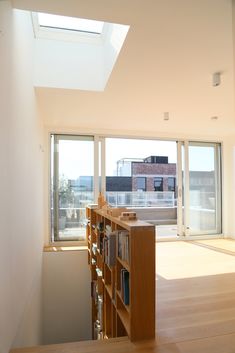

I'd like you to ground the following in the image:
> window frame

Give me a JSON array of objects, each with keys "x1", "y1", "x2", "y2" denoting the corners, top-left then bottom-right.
[
  {"x1": 37, "y1": 12, "x2": 104, "y2": 35},
  {"x1": 31, "y1": 12, "x2": 107, "y2": 44},
  {"x1": 50, "y1": 133, "x2": 98, "y2": 245}
]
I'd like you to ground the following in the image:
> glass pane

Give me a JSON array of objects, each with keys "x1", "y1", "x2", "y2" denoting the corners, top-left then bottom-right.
[
  {"x1": 188, "y1": 143, "x2": 221, "y2": 234},
  {"x1": 105, "y1": 138, "x2": 178, "y2": 239},
  {"x1": 137, "y1": 177, "x2": 146, "y2": 191},
  {"x1": 168, "y1": 177, "x2": 175, "y2": 192},
  {"x1": 51, "y1": 135, "x2": 94, "y2": 241}
]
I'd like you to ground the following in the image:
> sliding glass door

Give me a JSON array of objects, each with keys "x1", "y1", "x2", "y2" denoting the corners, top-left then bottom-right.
[{"x1": 177, "y1": 141, "x2": 221, "y2": 236}]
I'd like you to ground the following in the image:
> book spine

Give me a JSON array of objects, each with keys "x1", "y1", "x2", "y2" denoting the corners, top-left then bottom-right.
[
  {"x1": 118, "y1": 231, "x2": 129, "y2": 262},
  {"x1": 123, "y1": 270, "x2": 129, "y2": 305},
  {"x1": 107, "y1": 233, "x2": 116, "y2": 266},
  {"x1": 120, "y1": 269, "x2": 129, "y2": 305}
]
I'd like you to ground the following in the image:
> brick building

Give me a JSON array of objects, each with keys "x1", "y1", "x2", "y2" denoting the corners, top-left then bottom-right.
[{"x1": 116, "y1": 156, "x2": 177, "y2": 192}]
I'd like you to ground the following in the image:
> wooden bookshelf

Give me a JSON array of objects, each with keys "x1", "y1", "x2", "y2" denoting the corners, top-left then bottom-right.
[{"x1": 86, "y1": 205, "x2": 155, "y2": 342}]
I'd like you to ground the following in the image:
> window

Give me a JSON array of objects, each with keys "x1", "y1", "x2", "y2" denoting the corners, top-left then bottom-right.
[
  {"x1": 168, "y1": 177, "x2": 175, "y2": 192},
  {"x1": 136, "y1": 177, "x2": 146, "y2": 191},
  {"x1": 51, "y1": 134, "x2": 94, "y2": 242},
  {"x1": 154, "y1": 177, "x2": 163, "y2": 191},
  {"x1": 49, "y1": 135, "x2": 222, "y2": 242}
]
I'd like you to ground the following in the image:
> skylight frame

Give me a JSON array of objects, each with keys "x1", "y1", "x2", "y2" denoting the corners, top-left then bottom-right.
[
  {"x1": 31, "y1": 12, "x2": 106, "y2": 44},
  {"x1": 37, "y1": 13, "x2": 104, "y2": 35}
]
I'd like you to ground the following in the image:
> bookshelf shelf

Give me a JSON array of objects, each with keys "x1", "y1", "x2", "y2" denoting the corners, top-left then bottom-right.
[
  {"x1": 116, "y1": 308, "x2": 130, "y2": 336},
  {"x1": 86, "y1": 205, "x2": 155, "y2": 342},
  {"x1": 116, "y1": 289, "x2": 130, "y2": 313},
  {"x1": 105, "y1": 283, "x2": 112, "y2": 299},
  {"x1": 116, "y1": 257, "x2": 130, "y2": 272}
]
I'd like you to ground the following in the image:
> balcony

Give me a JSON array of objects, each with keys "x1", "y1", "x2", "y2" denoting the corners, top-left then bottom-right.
[
  {"x1": 54, "y1": 190, "x2": 217, "y2": 240},
  {"x1": 106, "y1": 191, "x2": 177, "y2": 225}
]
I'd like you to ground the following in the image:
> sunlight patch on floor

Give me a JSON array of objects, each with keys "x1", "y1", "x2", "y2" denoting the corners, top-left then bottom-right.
[{"x1": 157, "y1": 240, "x2": 235, "y2": 280}]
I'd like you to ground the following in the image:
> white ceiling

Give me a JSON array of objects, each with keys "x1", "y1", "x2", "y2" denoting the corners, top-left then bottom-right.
[{"x1": 12, "y1": 0, "x2": 235, "y2": 137}]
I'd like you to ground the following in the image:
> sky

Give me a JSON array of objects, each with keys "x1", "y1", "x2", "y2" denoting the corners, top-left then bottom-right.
[
  {"x1": 58, "y1": 140, "x2": 94, "y2": 179},
  {"x1": 58, "y1": 138, "x2": 216, "y2": 179},
  {"x1": 105, "y1": 138, "x2": 177, "y2": 175}
]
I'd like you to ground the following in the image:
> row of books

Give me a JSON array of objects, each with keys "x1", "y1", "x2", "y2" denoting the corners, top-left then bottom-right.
[
  {"x1": 94, "y1": 320, "x2": 102, "y2": 340},
  {"x1": 91, "y1": 281, "x2": 103, "y2": 332},
  {"x1": 96, "y1": 222, "x2": 104, "y2": 232},
  {"x1": 102, "y1": 228, "x2": 130, "y2": 266},
  {"x1": 92, "y1": 243, "x2": 97, "y2": 255},
  {"x1": 117, "y1": 230, "x2": 129, "y2": 263},
  {"x1": 103, "y1": 228, "x2": 117, "y2": 267},
  {"x1": 92, "y1": 271, "x2": 129, "y2": 309},
  {"x1": 98, "y1": 233, "x2": 104, "y2": 255},
  {"x1": 97, "y1": 295, "x2": 103, "y2": 329},
  {"x1": 91, "y1": 280, "x2": 98, "y2": 303},
  {"x1": 91, "y1": 268, "x2": 102, "y2": 295},
  {"x1": 120, "y1": 269, "x2": 129, "y2": 306}
]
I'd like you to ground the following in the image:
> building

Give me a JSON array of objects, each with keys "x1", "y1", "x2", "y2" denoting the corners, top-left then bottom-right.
[
  {"x1": 131, "y1": 156, "x2": 176, "y2": 192},
  {"x1": 1, "y1": 1, "x2": 235, "y2": 353},
  {"x1": 117, "y1": 158, "x2": 144, "y2": 176},
  {"x1": 116, "y1": 156, "x2": 177, "y2": 192}
]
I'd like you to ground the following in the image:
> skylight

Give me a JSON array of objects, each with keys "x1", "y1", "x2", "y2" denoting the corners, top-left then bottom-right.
[
  {"x1": 32, "y1": 11, "x2": 130, "y2": 91},
  {"x1": 37, "y1": 13, "x2": 104, "y2": 34}
]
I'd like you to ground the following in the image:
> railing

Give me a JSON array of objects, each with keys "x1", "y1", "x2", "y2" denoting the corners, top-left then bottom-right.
[
  {"x1": 53, "y1": 190, "x2": 218, "y2": 238},
  {"x1": 105, "y1": 191, "x2": 175, "y2": 208}
]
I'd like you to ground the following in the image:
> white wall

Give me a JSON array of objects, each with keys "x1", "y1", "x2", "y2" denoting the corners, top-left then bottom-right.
[
  {"x1": 0, "y1": 2, "x2": 44, "y2": 352},
  {"x1": 42, "y1": 250, "x2": 91, "y2": 344}
]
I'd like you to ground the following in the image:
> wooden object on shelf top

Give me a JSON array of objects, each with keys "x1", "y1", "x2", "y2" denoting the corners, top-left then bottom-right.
[
  {"x1": 86, "y1": 205, "x2": 155, "y2": 342},
  {"x1": 119, "y1": 211, "x2": 137, "y2": 221},
  {"x1": 97, "y1": 192, "x2": 107, "y2": 209},
  {"x1": 107, "y1": 207, "x2": 127, "y2": 217}
]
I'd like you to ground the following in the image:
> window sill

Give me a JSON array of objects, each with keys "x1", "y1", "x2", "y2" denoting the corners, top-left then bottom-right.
[{"x1": 43, "y1": 245, "x2": 87, "y2": 252}]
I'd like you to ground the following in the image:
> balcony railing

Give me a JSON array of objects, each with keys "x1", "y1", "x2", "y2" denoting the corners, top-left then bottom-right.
[
  {"x1": 53, "y1": 190, "x2": 217, "y2": 239},
  {"x1": 105, "y1": 191, "x2": 175, "y2": 208}
]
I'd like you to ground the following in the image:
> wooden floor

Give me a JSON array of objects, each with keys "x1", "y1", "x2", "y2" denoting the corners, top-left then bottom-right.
[
  {"x1": 157, "y1": 239, "x2": 235, "y2": 345},
  {"x1": 11, "y1": 239, "x2": 235, "y2": 353}
]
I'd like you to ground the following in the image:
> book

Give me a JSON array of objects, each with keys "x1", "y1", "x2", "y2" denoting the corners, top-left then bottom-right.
[
  {"x1": 97, "y1": 222, "x2": 104, "y2": 232},
  {"x1": 117, "y1": 231, "x2": 129, "y2": 263},
  {"x1": 123, "y1": 270, "x2": 130, "y2": 305},
  {"x1": 97, "y1": 295, "x2": 103, "y2": 329},
  {"x1": 120, "y1": 269, "x2": 129, "y2": 305},
  {"x1": 103, "y1": 227, "x2": 118, "y2": 266},
  {"x1": 107, "y1": 232, "x2": 116, "y2": 266}
]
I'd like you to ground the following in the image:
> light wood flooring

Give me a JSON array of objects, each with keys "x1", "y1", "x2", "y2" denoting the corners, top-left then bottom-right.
[
  {"x1": 157, "y1": 239, "x2": 235, "y2": 346},
  {"x1": 11, "y1": 239, "x2": 235, "y2": 353}
]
